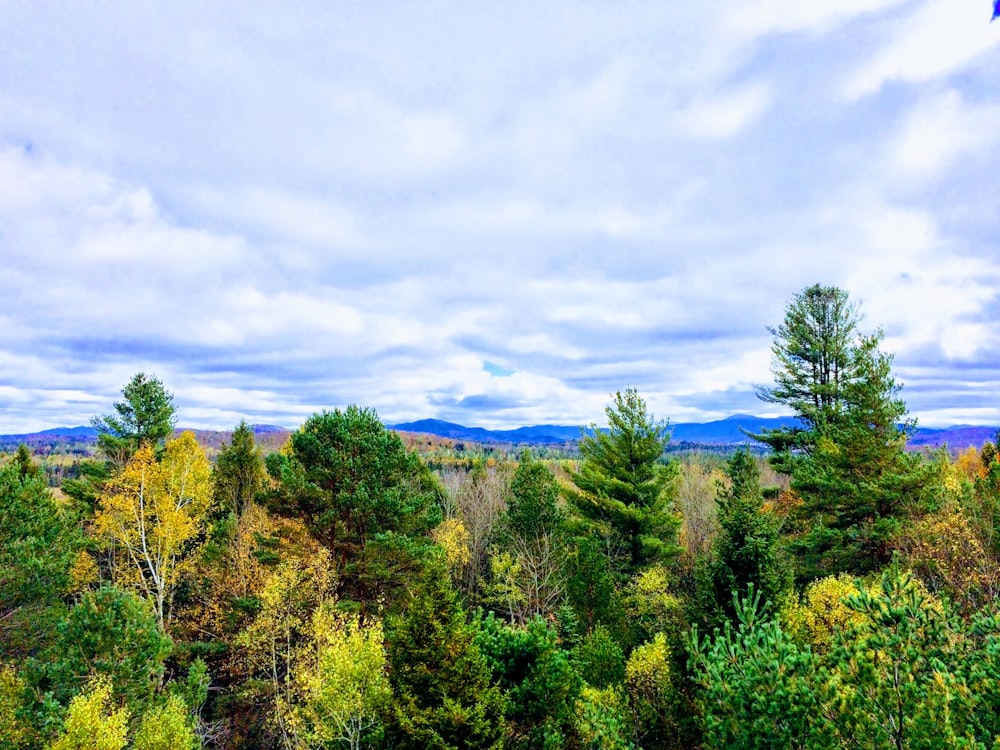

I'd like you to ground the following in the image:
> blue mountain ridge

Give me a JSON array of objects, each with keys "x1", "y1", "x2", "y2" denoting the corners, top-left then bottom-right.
[
  {"x1": 2, "y1": 419, "x2": 995, "y2": 450},
  {"x1": 391, "y1": 414, "x2": 804, "y2": 445},
  {"x1": 390, "y1": 416, "x2": 997, "y2": 449}
]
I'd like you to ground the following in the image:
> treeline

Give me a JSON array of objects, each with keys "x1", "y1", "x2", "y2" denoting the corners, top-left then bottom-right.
[{"x1": 2, "y1": 284, "x2": 1000, "y2": 749}]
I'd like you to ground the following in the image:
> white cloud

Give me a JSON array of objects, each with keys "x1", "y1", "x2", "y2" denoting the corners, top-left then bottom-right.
[
  {"x1": 674, "y1": 83, "x2": 770, "y2": 140},
  {"x1": 846, "y1": 0, "x2": 1000, "y2": 98},
  {"x1": 725, "y1": 0, "x2": 908, "y2": 39},
  {"x1": 0, "y1": 3, "x2": 998, "y2": 431},
  {"x1": 890, "y1": 90, "x2": 1000, "y2": 179}
]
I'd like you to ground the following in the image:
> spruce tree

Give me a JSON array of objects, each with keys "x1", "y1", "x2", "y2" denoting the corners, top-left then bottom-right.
[
  {"x1": 385, "y1": 563, "x2": 505, "y2": 750},
  {"x1": 566, "y1": 388, "x2": 679, "y2": 578},
  {"x1": 706, "y1": 448, "x2": 786, "y2": 626}
]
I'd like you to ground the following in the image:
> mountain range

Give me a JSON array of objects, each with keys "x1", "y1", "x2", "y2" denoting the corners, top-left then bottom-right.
[
  {"x1": 388, "y1": 415, "x2": 997, "y2": 450},
  {"x1": 2, "y1": 416, "x2": 996, "y2": 451}
]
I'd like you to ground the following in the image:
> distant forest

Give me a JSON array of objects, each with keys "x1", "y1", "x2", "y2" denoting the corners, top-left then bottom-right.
[{"x1": 3, "y1": 284, "x2": 1000, "y2": 750}]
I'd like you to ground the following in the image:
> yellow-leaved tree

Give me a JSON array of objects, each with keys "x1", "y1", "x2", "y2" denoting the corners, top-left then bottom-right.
[
  {"x1": 95, "y1": 432, "x2": 213, "y2": 628},
  {"x1": 47, "y1": 677, "x2": 130, "y2": 750},
  {"x1": 289, "y1": 607, "x2": 392, "y2": 750}
]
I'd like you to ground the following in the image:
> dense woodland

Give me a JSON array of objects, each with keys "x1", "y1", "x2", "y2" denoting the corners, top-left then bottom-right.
[{"x1": 3, "y1": 284, "x2": 1000, "y2": 749}]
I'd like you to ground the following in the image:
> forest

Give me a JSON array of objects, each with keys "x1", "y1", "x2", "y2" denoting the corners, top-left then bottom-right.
[{"x1": 2, "y1": 283, "x2": 1000, "y2": 750}]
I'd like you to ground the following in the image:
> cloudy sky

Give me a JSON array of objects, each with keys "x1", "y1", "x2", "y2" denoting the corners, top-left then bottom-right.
[{"x1": 1, "y1": 1, "x2": 999, "y2": 433}]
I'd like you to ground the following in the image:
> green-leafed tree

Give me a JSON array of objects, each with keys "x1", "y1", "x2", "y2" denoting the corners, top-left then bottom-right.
[
  {"x1": 91, "y1": 372, "x2": 176, "y2": 468},
  {"x1": 705, "y1": 448, "x2": 787, "y2": 627},
  {"x1": 266, "y1": 406, "x2": 443, "y2": 604},
  {"x1": 823, "y1": 568, "x2": 981, "y2": 749},
  {"x1": 34, "y1": 586, "x2": 172, "y2": 712},
  {"x1": 385, "y1": 562, "x2": 506, "y2": 750},
  {"x1": 753, "y1": 284, "x2": 860, "y2": 465},
  {"x1": 565, "y1": 388, "x2": 680, "y2": 578},
  {"x1": 0, "y1": 458, "x2": 81, "y2": 661},
  {"x1": 213, "y1": 420, "x2": 266, "y2": 518},
  {"x1": 689, "y1": 590, "x2": 831, "y2": 750},
  {"x1": 752, "y1": 285, "x2": 930, "y2": 579},
  {"x1": 477, "y1": 613, "x2": 582, "y2": 750}
]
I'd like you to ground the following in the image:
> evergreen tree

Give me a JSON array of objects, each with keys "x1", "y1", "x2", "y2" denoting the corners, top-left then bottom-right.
[
  {"x1": 35, "y1": 586, "x2": 172, "y2": 711},
  {"x1": 213, "y1": 420, "x2": 265, "y2": 517},
  {"x1": 91, "y1": 373, "x2": 176, "y2": 468},
  {"x1": 265, "y1": 406, "x2": 443, "y2": 602},
  {"x1": 753, "y1": 285, "x2": 929, "y2": 578},
  {"x1": 491, "y1": 454, "x2": 568, "y2": 622},
  {"x1": 706, "y1": 448, "x2": 786, "y2": 626},
  {"x1": 385, "y1": 563, "x2": 505, "y2": 750},
  {"x1": 0, "y1": 460, "x2": 81, "y2": 661},
  {"x1": 566, "y1": 388, "x2": 679, "y2": 577},
  {"x1": 476, "y1": 613, "x2": 582, "y2": 750}
]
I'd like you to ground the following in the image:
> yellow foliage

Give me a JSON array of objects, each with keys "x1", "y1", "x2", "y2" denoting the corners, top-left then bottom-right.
[
  {"x1": 288, "y1": 607, "x2": 391, "y2": 749},
  {"x1": 237, "y1": 549, "x2": 338, "y2": 740},
  {"x1": 0, "y1": 665, "x2": 31, "y2": 749},
  {"x1": 783, "y1": 571, "x2": 946, "y2": 651},
  {"x1": 484, "y1": 550, "x2": 528, "y2": 621},
  {"x1": 625, "y1": 632, "x2": 671, "y2": 701},
  {"x1": 431, "y1": 518, "x2": 471, "y2": 577},
  {"x1": 954, "y1": 446, "x2": 984, "y2": 481},
  {"x1": 625, "y1": 566, "x2": 683, "y2": 635},
  {"x1": 132, "y1": 694, "x2": 198, "y2": 750},
  {"x1": 94, "y1": 434, "x2": 213, "y2": 626},
  {"x1": 48, "y1": 677, "x2": 130, "y2": 750},
  {"x1": 574, "y1": 684, "x2": 630, "y2": 750},
  {"x1": 67, "y1": 551, "x2": 99, "y2": 594},
  {"x1": 898, "y1": 506, "x2": 999, "y2": 611},
  {"x1": 781, "y1": 574, "x2": 867, "y2": 651}
]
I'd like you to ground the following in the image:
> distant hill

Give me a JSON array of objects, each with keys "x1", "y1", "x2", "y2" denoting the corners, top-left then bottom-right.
[
  {"x1": 389, "y1": 415, "x2": 805, "y2": 446},
  {"x1": 0, "y1": 424, "x2": 292, "y2": 454},
  {"x1": 909, "y1": 425, "x2": 999, "y2": 451},
  {"x1": 390, "y1": 416, "x2": 999, "y2": 451},
  {"x1": 2, "y1": 418, "x2": 996, "y2": 454}
]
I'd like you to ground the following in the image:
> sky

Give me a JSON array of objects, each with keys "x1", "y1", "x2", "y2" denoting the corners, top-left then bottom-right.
[{"x1": 1, "y1": 1, "x2": 999, "y2": 433}]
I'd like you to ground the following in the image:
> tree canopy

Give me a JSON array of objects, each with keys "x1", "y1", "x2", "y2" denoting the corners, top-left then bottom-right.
[
  {"x1": 566, "y1": 388, "x2": 680, "y2": 576},
  {"x1": 92, "y1": 372, "x2": 176, "y2": 467}
]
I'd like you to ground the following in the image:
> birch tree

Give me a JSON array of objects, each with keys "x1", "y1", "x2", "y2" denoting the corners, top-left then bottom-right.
[{"x1": 95, "y1": 432, "x2": 213, "y2": 628}]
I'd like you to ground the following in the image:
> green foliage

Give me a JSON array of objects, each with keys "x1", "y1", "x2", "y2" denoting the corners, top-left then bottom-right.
[
  {"x1": 0, "y1": 664, "x2": 33, "y2": 750},
  {"x1": 91, "y1": 372, "x2": 176, "y2": 467},
  {"x1": 693, "y1": 566, "x2": 1000, "y2": 749},
  {"x1": 505, "y1": 452, "x2": 564, "y2": 539},
  {"x1": 169, "y1": 658, "x2": 209, "y2": 721},
  {"x1": 755, "y1": 284, "x2": 860, "y2": 450},
  {"x1": 61, "y1": 459, "x2": 112, "y2": 515},
  {"x1": 705, "y1": 448, "x2": 787, "y2": 626},
  {"x1": 564, "y1": 536, "x2": 625, "y2": 638},
  {"x1": 0, "y1": 461, "x2": 80, "y2": 660},
  {"x1": 566, "y1": 389, "x2": 680, "y2": 577},
  {"x1": 36, "y1": 586, "x2": 172, "y2": 711},
  {"x1": 266, "y1": 406, "x2": 443, "y2": 602},
  {"x1": 12, "y1": 444, "x2": 41, "y2": 481},
  {"x1": 385, "y1": 563, "x2": 505, "y2": 750},
  {"x1": 477, "y1": 613, "x2": 582, "y2": 750},
  {"x1": 625, "y1": 632, "x2": 675, "y2": 748},
  {"x1": 754, "y1": 285, "x2": 930, "y2": 579},
  {"x1": 573, "y1": 625, "x2": 625, "y2": 689},
  {"x1": 490, "y1": 454, "x2": 568, "y2": 622},
  {"x1": 823, "y1": 566, "x2": 981, "y2": 749},
  {"x1": 290, "y1": 608, "x2": 392, "y2": 750},
  {"x1": 213, "y1": 420, "x2": 265, "y2": 518},
  {"x1": 689, "y1": 589, "x2": 830, "y2": 750},
  {"x1": 573, "y1": 685, "x2": 633, "y2": 750}
]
